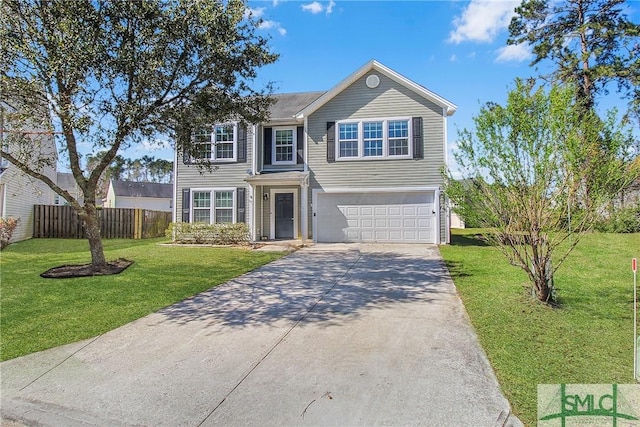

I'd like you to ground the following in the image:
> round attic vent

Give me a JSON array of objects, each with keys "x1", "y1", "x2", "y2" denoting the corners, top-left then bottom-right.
[{"x1": 365, "y1": 74, "x2": 380, "y2": 89}]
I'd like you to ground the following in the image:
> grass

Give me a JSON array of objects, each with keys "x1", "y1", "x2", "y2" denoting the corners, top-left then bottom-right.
[
  {"x1": 439, "y1": 229, "x2": 640, "y2": 426},
  {"x1": 0, "y1": 238, "x2": 284, "y2": 361}
]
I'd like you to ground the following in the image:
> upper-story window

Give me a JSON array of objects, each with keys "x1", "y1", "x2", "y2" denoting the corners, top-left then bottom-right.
[
  {"x1": 337, "y1": 117, "x2": 411, "y2": 161},
  {"x1": 193, "y1": 124, "x2": 237, "y2": 161},
  {"x1": 272, "y1": 127, "x2": 296, "y2": 165}
]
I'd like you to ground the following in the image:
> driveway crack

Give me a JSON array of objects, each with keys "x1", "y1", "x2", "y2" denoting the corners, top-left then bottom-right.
[{"x1": 197, "y1": 252, "x2": 362, "y2": 426}]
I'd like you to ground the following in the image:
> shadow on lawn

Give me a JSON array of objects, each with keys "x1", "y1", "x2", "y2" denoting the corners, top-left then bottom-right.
[
  {"x1": 450, "y1": 233, "x2": 490, "y2": 247},
  {"x1": 156, "y1": 248, "x2": 456, "y2": 331}
]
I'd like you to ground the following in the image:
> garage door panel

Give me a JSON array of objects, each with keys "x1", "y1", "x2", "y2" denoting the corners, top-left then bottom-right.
[{"x1": 317, "y1": 191, "x2": 435, "y2": 243}]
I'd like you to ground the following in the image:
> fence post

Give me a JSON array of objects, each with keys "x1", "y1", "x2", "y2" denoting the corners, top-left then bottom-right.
[{"x1": 134, "y1": 209, "x2": 142, "y2": 239}]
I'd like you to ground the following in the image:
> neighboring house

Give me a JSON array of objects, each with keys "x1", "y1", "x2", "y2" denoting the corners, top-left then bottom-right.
[
  {"x1": 54, "y1": 172, "x2": 83, "y2": 205},
  {"x1": 0, "y1": 101, "x2": 57, "y2": 242},
  {"x1": 105, "y1": 180, "x2": 173, "y2": 212},
  {"x1": 174, "y1": 60, "x2": 457, "y2": 244}
]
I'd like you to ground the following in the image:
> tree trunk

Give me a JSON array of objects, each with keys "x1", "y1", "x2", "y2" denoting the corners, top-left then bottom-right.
[
  {"x1": 82, "y1": 204, "x2": 108, "y2": 272},
  {"x1": 532, "y1": 258, "x2": 555, "y2": 303}
]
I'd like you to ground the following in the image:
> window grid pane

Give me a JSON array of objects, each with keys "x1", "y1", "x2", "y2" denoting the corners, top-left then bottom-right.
[
  {"x1": 338, "y1": 123, "x2": 359, "y2": 157},
  {"x1": 215, "y1": 191, "x2": 233, "y2": 208},
  {"x1": 215, "y1": 125, "x2": 234, "y2": 143},
  {"x1": 274, "y1": 129, "x2": 294, "y2": 162},
  {"x1": 215, "y1": 209, "x2": 233, "y2": 223},
  {"x1": 363, "y1": 122, "x2": 383, "y2": 157},
  {"x1": 216, "y1": 143, "x2": 234, "y2": 159},
  {"x1": 388, "y1": 120, "x2": 409, "y2": 156}
]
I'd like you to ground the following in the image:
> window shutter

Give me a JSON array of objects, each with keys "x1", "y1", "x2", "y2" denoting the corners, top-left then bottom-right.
[
  {"x1": 326, "y1": 121, "x2": 336, "y2": 163},
  {"x1": 237, "y1": 124, "x2": 247, "y2": 163},
  {"x1": 296, "y1": 126, "x2": 304, "y2": 165},
  {"x1": 412, "y1": 117, "x2": 424, "y2": 160},
  {"x1": 236, "y1": 187, "x2": 246, "y2": 223},
  {"x1": 182, "y1": 188, "x2": 190, "y2": 223},
  {"x1": 263, "y1": 127, "x2": 272, "y2": 165}
]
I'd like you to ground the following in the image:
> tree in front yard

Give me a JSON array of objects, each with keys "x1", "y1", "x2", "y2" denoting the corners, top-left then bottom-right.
[
  {"x1": 1, "y1": 0, "x2": 277, "y2": 272},
  {"x1": 445, "y1": 80, "x2": 638, "y2": 304}
]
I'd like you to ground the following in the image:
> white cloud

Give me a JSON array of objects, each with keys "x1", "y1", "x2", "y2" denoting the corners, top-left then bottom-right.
[
  {"x1": 258, "y1": 19, "x2": 287, "y2": 36},
  {"x1": 272, "y1": 0, "x2": 280, "y2": 5},
  {"x1": 301, "y1": 1, "x2": 335, "y2": 15},
  {"x1": 326, "y1": 0, "x2": 335, "y2": 14},
  {"x1": 449, "y1": 0, "x2": 520, "y2": 44},
  {"x1": 301, "y1": 1, "x2": 324, "y2": 14},
  {"x1": 244, "y1": 7, "x2": 265, "y2": 20},
  {"x1": 450, "y1": 54, "x2": 457, "y2": 62},
  {"x1": 495, "y1": 43, "x2": 531, "y2": 62}
]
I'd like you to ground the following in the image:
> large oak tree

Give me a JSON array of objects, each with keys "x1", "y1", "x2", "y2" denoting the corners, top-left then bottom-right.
[{"x1": 1, "y1": 0, "x2": 277, "y2": 271}]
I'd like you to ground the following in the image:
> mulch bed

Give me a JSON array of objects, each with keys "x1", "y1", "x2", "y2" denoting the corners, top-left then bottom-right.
[{"x1": 40, "y1": 258, "x2": 134, "y2": 279}]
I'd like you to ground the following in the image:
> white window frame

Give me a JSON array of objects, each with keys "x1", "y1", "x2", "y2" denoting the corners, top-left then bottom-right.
[
  {"x1": 272, "y1": 127, "x2": 297, "y2": 165},
  {"x1": 335, "y1": 117, "x2": 412, "y2": 161},
  {"x1": 190, "y1": 188, "x2": 237, "y2": 224},
  {"x1": 192, "y1": 123, "x2": 238, "y2": 162}
]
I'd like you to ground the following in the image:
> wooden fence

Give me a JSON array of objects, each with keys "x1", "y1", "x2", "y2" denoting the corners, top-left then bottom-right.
[{"x1": 33, "y1": 205, "x2": 172, "y2": 239}]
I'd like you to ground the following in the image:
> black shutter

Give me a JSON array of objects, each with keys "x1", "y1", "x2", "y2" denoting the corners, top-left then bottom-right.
[
  {"x1": 263, "y1": 127, "x2": 272, "y2": 165},
  {"x1": 412, "y1": 117, "x2": 424, "y2": 159},
  {"x1": 237, "y1": 124, "x2": 247, "y2": 163},
  {"x1": 326, "y1": 121, "x2": 336, "y2": 163},
  {"x1": 236, "y1": 187, "x2": 246, "y2": 223},
  {"x1": 182, "y1": 188, "x2": 190, "y2": 223},
  {"x1": 296, "y1": 126, "x2": 304, "y2": 165}
]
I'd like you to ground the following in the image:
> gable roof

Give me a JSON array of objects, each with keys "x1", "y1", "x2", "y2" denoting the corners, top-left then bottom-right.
[
  {"x1": 295, "y1": 60, "x2": 457, "y2": 119},
  {"x1": 268, "y1": 91, "x2": 325, "y2": 122},
  {"x1": 111, "y1": 180, "x2": 173, "y2": 199}
]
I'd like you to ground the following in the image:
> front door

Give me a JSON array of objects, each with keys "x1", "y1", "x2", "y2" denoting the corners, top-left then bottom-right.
[{"x1": 275, "y1": 192, "x2": 294, "y2": 239}]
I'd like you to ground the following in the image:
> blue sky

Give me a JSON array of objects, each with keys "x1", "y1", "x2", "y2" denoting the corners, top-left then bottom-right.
[{"x1": 133, "y1": 0, "x2": 638, "y2": 172}]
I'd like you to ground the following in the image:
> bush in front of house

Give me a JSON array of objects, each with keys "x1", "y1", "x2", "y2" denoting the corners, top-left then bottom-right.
[
  {"x1": 166, "y1": 222, "x2": 250, "y2": 245},
  {"x1": 0, "y1": 217, "x2": 19, "y2": 250},
  {"x1": 595, "y1": 204, "x2": 640, "y2": 233}
]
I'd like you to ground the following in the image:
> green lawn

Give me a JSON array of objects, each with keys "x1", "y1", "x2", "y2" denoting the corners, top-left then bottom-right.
[
  {"x1": 0, "y1": 238, "x2": 284, "y2": 361},
  {"x1": 439, "y1": 229, "x2": 640, "y2": 426}
]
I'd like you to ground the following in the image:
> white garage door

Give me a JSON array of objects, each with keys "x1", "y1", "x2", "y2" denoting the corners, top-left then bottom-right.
[{"x1": 316, "y1": 192, "x2": 435, "y2": 243}]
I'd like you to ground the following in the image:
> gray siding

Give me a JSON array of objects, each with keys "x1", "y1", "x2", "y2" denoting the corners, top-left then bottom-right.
[
  {"x1": 306, "y1": 73, "x2": 448, "y2": 241},
  {"x1": 175, "y1": 126, "x2": 253, "y2": 222},
  {"x1": 307, "y1": 73, "x2": 446, "y2": 189}
]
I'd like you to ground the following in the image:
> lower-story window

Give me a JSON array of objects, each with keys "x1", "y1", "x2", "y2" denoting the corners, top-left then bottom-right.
[{"x1": 192, "y1": 189, "x2": 235, "y2": 224}]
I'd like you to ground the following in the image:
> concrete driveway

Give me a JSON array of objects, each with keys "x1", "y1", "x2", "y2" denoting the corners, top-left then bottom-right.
[{"x1": 1, "y1": 244, "x2": 521, "y2": 426}]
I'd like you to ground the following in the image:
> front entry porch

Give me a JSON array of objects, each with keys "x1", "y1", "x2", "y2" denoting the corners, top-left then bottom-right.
[{"x1": 245, "y1": 171, "x2": 309, "y2": 242}]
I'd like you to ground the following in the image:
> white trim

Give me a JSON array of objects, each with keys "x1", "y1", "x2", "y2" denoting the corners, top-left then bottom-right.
[
  {"x1": 335, "y1": 117, "x2": 412, "y2": 161},
  {"x1": 172, "y1": 147, "x2": 178, "y2": 224},
  {"x1": 251, "y1": 124, "x2": 258, "y2": 175},
  {"x1": 434, "y1": 188, "x2": 441, "y2": 245},
  {"x1": 248, "y1": 185, "x2": 256, "y2": 242},
  {"x1": 312, "y1": 187, "x2": 439, "y2": 244},
  {"x1": 270, "y1": 188, "x2": 299, "y2": 240},
  {"x1": 303, "y1": 117, "x2": 309, "y2": 172},
  {"x1": 190, "y1": 187, "x2": 237, "y2": 224},
  {"x1": 295, "y1": 60, "x2": 457, "y2": 119},
  {"x1": 272, "y1": 127, "x2": 297, "y2": 165}
]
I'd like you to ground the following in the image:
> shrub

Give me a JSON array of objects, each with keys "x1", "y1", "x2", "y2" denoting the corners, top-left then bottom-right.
[
  {"x1": 0, "y1": 217, "x2": 20, "y2": 250},
  {"x1": 595, "y1": 204, "x2": 640, "y2": 233},
  {"x1": 166, "y1": 222, "x2": 250, "y2": 245}
]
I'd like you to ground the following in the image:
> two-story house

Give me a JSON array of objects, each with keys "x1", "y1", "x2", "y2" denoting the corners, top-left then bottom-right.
[{"x1": 173, "y1": 60, "x2": 457, "y2": 244}]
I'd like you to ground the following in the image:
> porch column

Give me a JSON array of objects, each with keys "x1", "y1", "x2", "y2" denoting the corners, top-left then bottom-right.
[{"x1": 300, "y1": 176, "x2": 309, "y2": 242}]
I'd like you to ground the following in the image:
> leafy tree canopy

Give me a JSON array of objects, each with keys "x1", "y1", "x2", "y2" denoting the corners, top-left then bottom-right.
[
  {"x1": 1, "y1": 0, "x2": 277, "y2": 270},
  {"x1": 446, "y1": 80, "x2": 638, "y2": 304}
]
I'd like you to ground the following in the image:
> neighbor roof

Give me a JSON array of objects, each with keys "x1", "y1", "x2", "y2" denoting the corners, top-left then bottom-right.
[
  {"x1": 295, "y1": 60, "x2": 458, "y2": 119},
  {"x1": 111, "y1": 180, "x2": 173, "y2": 199},
  {"x1": 268, "y1": 91, "x2": 325, "y2": 121}
]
